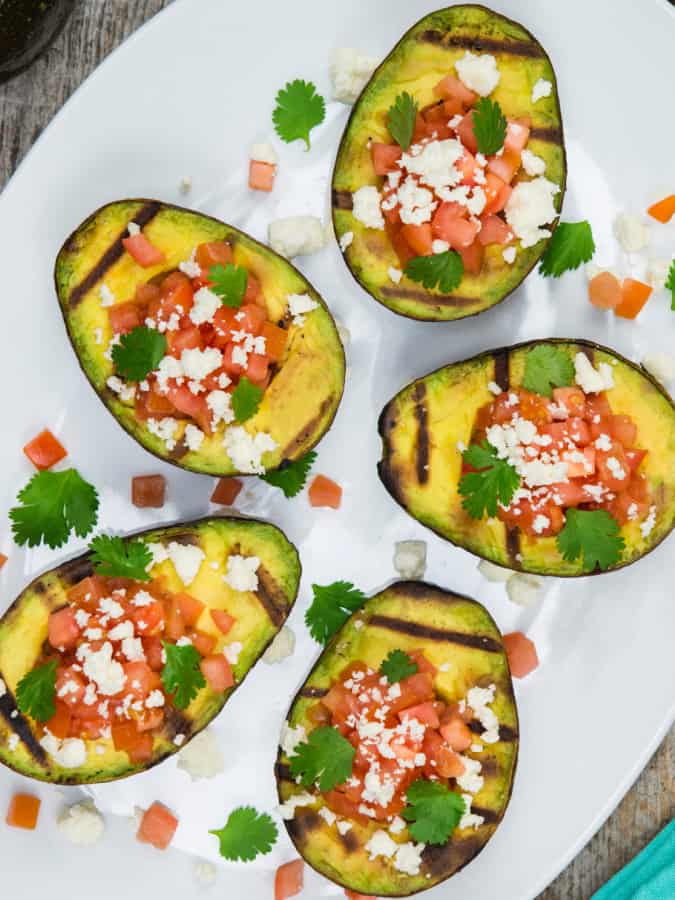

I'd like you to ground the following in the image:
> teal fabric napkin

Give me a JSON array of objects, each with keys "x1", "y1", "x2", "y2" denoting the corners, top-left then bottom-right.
[{"x1": 592, "y1": 819, "x2": 675, "y2": 900}]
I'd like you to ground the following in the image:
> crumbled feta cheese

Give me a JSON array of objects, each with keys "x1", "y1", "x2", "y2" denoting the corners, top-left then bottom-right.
[
  {"x1": 642, "y1": 352, "x2": 675, "y2": 384},
  {"x1": 250, "y1": 142, "x2": 278, "y2": 165},
  {"x1": 506, "y1": 573, "x2": 542, "y2": 607},
  {"x1": 184, "y1": 423, "x2": 205, "y2": 452},
  {"x1": 574, "y1": 352, "x2": 614, "y2": 394},
  {"x1": 145, "y1": 542, "x2": 169, "y2": 568},
  {"x1": 318, "y1": 806, "x2": 336, "y2": 826},
  {"x1": 280, "y1": 722, "x2": 307, "y2": 757},
  {"x1": 147, "y1": 416, "x2": 179, "y2": 450},
  {"x1": 458, "y1": 793, "x2": 485, "y2": 830},
  {"x1": 106, "y1": 375, "x2": 136, "y2": 403},
  {"x1": 83, "y1": 642, "x2": 126, "y2": 696},
  {"x1": 505, "y1": 177, "x2": 559, "y2": 248},
  {"x1": 145, "y1": 690, "x2": 165, "y2": 709},
  {"x1": 167, "y1": 541, "x2": 206, "y2": 586},
  {"x1": 393, "y1": 540, "x2": 427, "y2": 579},
  {"x1": 287, "y1": 292, "x2": 319, "y2": 326},
  {"x1": 57, "y1": 801, "x2": 105, "y2": 845},
  {"x1": 173, "y1": 733, "x2": 186, "y2": 747},
  {"x1": 268, "y1": 216, "x2": 326, "y2": 258},
  {"x1": 400, "y1": 139, "x2": 465, "y2": 201},
  {"x1": 466, "y1": 683, "x2": 500, "y2": 743},
  {"x1": 179, "y1": 176, "x2": 192, "y2": 194},
  {"x1": 127, "y1": 222, "x2": 141, "y2": 236},
  {"x1": 478, "y1": 560, "x2": 513, "y2": 582},
  {"x1": 330, "y1": 47, "x2": 378, "y2": 103},
  {"x1": 502, "y1": 246, "x2": 517, "y2": 264},
  {"x1": 336, "y1": 820, "x2": 352, "y2": 835},
  {"x1": 613, "y1": 213, "x2": 650, "y2": 253},
  {"x1": 0, "y1": 678, "x2": 6, "y2": 698},
  {"x1": 352, "y1": 185, "x2": 385, "y2": 230},
  {"x1": 455, "y1": 51, "x2": 500, "y2": 96},
  {"x1": 487, "y1": 381, "x2": 502, "y2": 396},
  {"x1": 432, "y1": 239, "x2": 450, "y2": 254},
  {"x1": 388, "y1": 267, "x2": 403, "y2": 284},
  {"x1": 177, "y1": 729, "x2": 225, "y2": 780},
  {"x1": 94, "y1": 327, "x2": 103, "y2": 345},
  {"x1": 456, "y1": 754, "x2": 484, "y2": 793},
  {"x1": 521, "y1": 148, "x2": 546, "y2": 176},
  {"x1": 279, "y1": 792, "x2": 317, "y2": 819},
  {"x1": 640, "y1": 505, "x2": 657, "y2": 539},
  {"x1": 339, "y1": 230, "x2": 354, "y2": 252},
  {"x1": 389, "y1": 816, "x2": 406, "y2": 835},
  {"x1": 99, "y1": 283, "x2": 115, "y2": 306},
  {"x1": 223, "y1": 641, "x2": 243, "y2": 665},
  {"x1": 180, "y1": 346, "x2": 222, "y2": 381},
  {"x1": 263, "y1": 626, "x2": 296, "y2": 664},
  {"x1": 206, "y1": 389, "x2": 235, "y2": 428},
  {"x1": 394, "y1": 841, "x2": 426, "y2": 875},
  {"x1": 39, "y1": 730, "x2": 87, "y2": 768},
  {"x1": 532, "y1": 513, "x2": 551, "y2": 534},
  {"x1": 224, "y1": 554, "x2": 260, "y2": 592},
  {"x1": 193, "y1": 860, "x2": 217, "y2": 885},
  {"x1": 363, "y1": 769, "x2": 396, "y2": 808},
  {"x1": 531, "y1": 78, "x2": 552, "y2": 103},
  {"x1": 646, "y1": 258, "x2": 670, "y2": 291},
  {"x1": 189, "y1": 287, "x2": 220, "y2": 325},
  {"x1": 365, "y1": 829, "x2": 398, "y2": 860},
  {"x1": 108, "y1": 620, "x2": 134, "y2": 641},
  {"x1": 223, "y1": 426, "x2": 277, "y2": 474},
  {"x1": 594, "y1": 433, "x2": 612, "y2": 452}
]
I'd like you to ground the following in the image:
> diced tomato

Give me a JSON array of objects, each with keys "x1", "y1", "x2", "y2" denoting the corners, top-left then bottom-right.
[
  {"x1": 200, "y1": 655, "x2": 235, "y2": 692},
  {"x1": 389, "y1": 672, "x2": 435, "y2": 714},
  {"x1": 210, "y1": 609, "x2": 236, "y2": 635},
  {"x1": 607, "y1": 491, "x2": 650, "y2": 526},
  {"x1": 55, "y1": 666, "x2": 85, "y2": 707},
  {"x1": 237, "y1": 303, "x2": 267, "y2": 336},
  {"x1": 143, "y1": 636, "x2": 165, "y2": 671},
  {"x1": 211, "y1": 477, "x2": 243, "y2": 506},
  {"x1": 588, "y1": 272, "x2": 622, "y2": 309},
  {"x1": 109, "y1": 299, "x2": 145, "y2": 334},
  {"x1": 519, "y1": 389, "x2": 554, "y2": 426},
  {"x1": 222, "y1": 342, "x2": 247, "y2": 377},
  {"x1": 323, "y1": 683, "x2": 360, "y2": 725},
  {"x1": 552, "y1": 386, "x2": 586, "y2": 418},
  {"x1": 433, "y1": 74, "x2": 477, "y2": 107},
  {"x1": 128, "y1": 732, "x2": 154, "y2": 764},
  {"x1": 456, "y1": 150, "x2": 478, "y2": 185},
  {"x1": 48, "y1": 607, "x2": 80, "y2": 650},
  {"x1": 245, "y1": 352, "x2": 270, "y2": 386},
  {"x1": 132, "y1": 599, "x2": 165, "y2": 636},
  {"x1": 423, "y1": 729, "x2": 466, "y2": 778},
  {"x1": 166, "y1": 386, "x2": 211, "y2": 433},
  {"x1": 112, "y1": 720, "x2": 143, "y2": 753},
  {"x1": 487, "y1": 149, "x2": 521, "y2": 184},
  {"x1": 45, "y1": 702, "x2": 73, "y2": 739},
  {"x1": 625, "y1": 449, "x2": 647, "y2": 472},
  {"x1": 563, "y1": 446, "x2": 595, "y2": 478},
  {"x1": 504, "y1": 119, "x2": 530, "y2": 153},
  {"x1": 0, "y1": 553, "x2": 6, "y2": 570},
  {"x1": 122, "y1": 233, "x2": 166, "y2": 268},
  {"x1": 503, "y1": 632, "x2": 539, "y2": 678},
  {"x1": 386, "y1": 222, "x2": 415, "y2": 267},
  {"x1": 160, "y1": 271, "x2": 194, "y2": 316},
  {"x1": 399, "y1": 223, "x2": 432, "y2": 257},
  {"x1": 196, "y1": 241, "x2": 233, "y2": 270},
  {"x1": 23, "y1": 429, "x2": 67, "y2": 470},
  {"x1": 408, "y1": 650, "x2": 437, "y2": 676},
  {"x1": 189, "y1": 629, "x2": 217, "y2": 656},
  {"x1": 371, "y1": 142, "x2": 401, "y2": 176},
  {"x1": 135, "y1": 282, "x2": 161, "y2": 306},
  {"x1": 212, "y1": 306, "x2": 239, "y2": 344},
  {"x1": 478, "y1": 214, "x2": 512, "y2": 246},
  {"x1": 607, "y1": 414, "x2": 637, "y2": 447},
  {"x1": 135, "y1": 386, "x2": 176, "y2": 420},
  {"x1": 423, "y1": 98, "x2": 463, "y2": 122},
  {"x1": 323, "y1": 790, "x2": 369, "y2": 824},
  {"x1": 176, "y1": 593, "x2": 205, "y2": 627},
  {"x1": 596, "y1": 442, "x2": 631, "y2": 491},
  {"x1": 432, "y1": 201, "x2": 466, "y2": 238},
  {"x1": 615, "y1": 278, "x2": 652, "y2": 320},
  {"x1": 308, "y1": 475, "x2": 342, "y2": 509},
  {"x1": 131, "y1": 474, "x2": 166, "y2": 509},
  {"x1": 167, "y1": 325, "x2": 202, "y2": 357},
  {"x1": 442, "y1": 217, "x2": 480, "y2": 250},
  {"x1": 275, "y1": 859, "x2": 304, "y2": 900},
  {"x1": 136, "y1": 708, "x2": 165, "y2": 733},
  {"x1": 164, "y1": 597, "x2": 185, "y2": 642},
  {"x1": 137, "y1": 802, "x2": 178, "y2": 850},
  {"x1": 647, "y1": 194, "x2": 675, "y2": 224},
  {"x1": 481, "y1": 172, "x2": 511, "y2": 216},
  {"x1": 439, "y1": 714, "x2": 473, "y2": 752},
  {"x1": 6, "y1": 794, "x2": 41, "y2": 830},
  {"x1": 249, "y1": 160, "x2": 276, "y2": 192},
  {"x1": 456, "y1": 111, "x2": 478, "y2": 154},
  {"x1": 585, "y1": 394, "x2": 612, "y2": 422},
  {"x1": 67, "y1": 575, "x2": 106, "y2": 607},
  {"x1": 261, "y1": 322, "x2": 288, "y2": 363},
  {"x1": 457, "y1": 239, "x2": 484, "y2": 275},
  {"x1": 345, "y1": 892, "x2": 375, "y2": 900},
  {"x1": 124, "y1": 662, "x2": 160, "y2": 699},
  {"x1": 398, "y1": 701, "x2": 439, "y2": 728}
]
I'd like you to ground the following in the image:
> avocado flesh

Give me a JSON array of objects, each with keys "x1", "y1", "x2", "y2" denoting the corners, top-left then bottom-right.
[
  {"x1": 276, "y1": 581, "x2": 518, "y2": 897},
  {"x1": 0, "y1": 517, "x2": 300, "y2": 784},
  {"x1": 378, "y1": 339, "x2": 675, "y2": 576},
  {"x1": 332, "y1": 4, "x2": 566, "y2": 321},
  {"x1": 54, "y1": 200, "x2": 345, "y2": 474}
]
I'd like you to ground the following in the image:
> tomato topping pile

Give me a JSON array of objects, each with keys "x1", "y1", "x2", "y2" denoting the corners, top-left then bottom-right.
[
  {"x1": 372, "y1": 76, "x2": 532, "y2": 272},
  {"x1": 40, "y1": 573, "x2": 237, "y2": 761},
  {"x1": 307, "y1": 653, "x2": 479, "y2": 822},
  {"x1": 470, "y1": 386, "x2": 651, "y2": 537}
]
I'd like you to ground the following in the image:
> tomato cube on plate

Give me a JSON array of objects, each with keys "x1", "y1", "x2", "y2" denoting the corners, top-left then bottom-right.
[
  {"x1": 137, "y1": 802, "x2": 178, "y2": 850},
  {"x1": 0, "y1": 553, "x2": 7, "y2": 570},
  {"x1": 275, "y1": 859, "x2": 304, "y2": 900},
  {"x1": 131, "y1": 474, "x2": 166, "y2": 508},
  {"x1": 503, "y1": 631, "x2": 539, "y2": 678},
  {"x1": 345, "y1": 892, "x2": 376, "y2": 900},
  {"x1": 249, "y1": 160, "x2": 276, "y2": 192},
  {"x1": 308, "y1": 475, "x2": 342, "y2": 509},
  {"x1": 23, "y1": 429, "x2": 67, "y2": 470},
  {"x1": 211, "y1": 477, "x2": 243, "y2": 506},
  {"x1": 6, "y1": 794, "x2": 41, "y2": 830}
]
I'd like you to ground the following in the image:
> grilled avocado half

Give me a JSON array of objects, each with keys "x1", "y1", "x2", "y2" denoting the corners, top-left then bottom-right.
[
  {"x1": 276, "y1": 581, "x2": 518, "y2": 897},
  {"x1": 54, "y1": 199, "x2": 345, "y2": 475},
  {"x1": 378, "y1": 339, "x2": 675, "y2": 576},
  {"x1": 332, "y1": 4, "x2": 566, "y2": 321},
  {"x1": 0, "y1": 517, "x2": 300, "y2": 784}
]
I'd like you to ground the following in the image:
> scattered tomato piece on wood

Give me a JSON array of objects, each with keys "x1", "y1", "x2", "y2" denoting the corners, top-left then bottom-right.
[
  {"x1": 275, "y1": 859, "x2": 304, "y2": 900},
  {"x1": 588, "y1": 271, "x2": 622, "y2": 309},
  {"x1": 132, "y1": 474, "x2": 166, "y2": 508},
  {"x1": 23, "y1": 429, "x2": 67, "y2": 470},
  {"x1": 137, "y1": 802, "x2": 178, "y2": 850},
  {"x1": 308, "y1": 475, "x2": 342, "y2": 509},
  {"x1": 6, "y1": 794, "x2": 41, "y2": 830},
  {"x1": 503, "y1": 631, "x2": 539, "y2": 678},
  {"x1": 646, "y1": 194, "x2": 675, "y2": 224},
  {"x1": 211, "y1": 477, "x2": 243, "y2": 506},
  {"x1": 615, "y1": 278, "x2": 652, "y2": 320}
]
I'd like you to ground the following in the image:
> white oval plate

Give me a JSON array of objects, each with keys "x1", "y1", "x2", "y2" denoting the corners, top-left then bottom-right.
[{"x1": 1, "y1": 0, "x2": 674, "y2": 897}]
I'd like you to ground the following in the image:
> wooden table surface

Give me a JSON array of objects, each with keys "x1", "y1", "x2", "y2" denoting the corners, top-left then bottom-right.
[{"x1": 1, "y1": 1, "x2": 673, "y2": 896}]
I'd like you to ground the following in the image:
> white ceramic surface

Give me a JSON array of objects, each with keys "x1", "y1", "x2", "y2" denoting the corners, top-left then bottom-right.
[{"x1": 1, "y1": 0, "x2": 674, "y2": 897}]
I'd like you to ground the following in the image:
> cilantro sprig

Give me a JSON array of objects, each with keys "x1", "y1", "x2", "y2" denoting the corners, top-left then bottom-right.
[
  {"x1": 16, "y1": 659, "x2": 57, "y2": 723},
  {"x1": 472, "y1": 98, "x2": 507, "y2": 156},
  {"x1": 556, "y1": 509, "x2": 625, "y2": 572},
  {"x1": 459, "y1": 442, "x2": 520, "y2": 520},
  {"x1": 665, "y1": 259, "x2": 675, "y2": 311},
  {"x1": 209, "y1": 263, "x2": 247, "y2": 308},
  {"x1": 261, "y1": 451, "x2": 316, "y2": 498},
  {"x1": 289, "y1": 726, "x2": 355, "y2": 792},
  {"x1": 539, "y1": 221, "x2": 595, "y2": 278},
  {"x1": 89, "y1": 534, "x2": 152, "y2": 581},
  {"x1": 405, "y1": 251, "x2": 464, "y2": 293},
  {"x1": 232, "y1": 377, "x2": 263, "y2": 423},
  {"x1": 161, "y1": 641, "x2": 206, "y2": 709},
  {"x1": 380, "y1": 649, "x2": 418, "y2": 684},
  {"x1": 112, "y1": 326, "x2": 167, "y2": 381},
  {"x1": 386, "y1": 92, "x2": 418, "y2": 151},
  {"x1": 209, "y1": 807, "x2": 278, "y2": 862},
  {"x1": 402, "y1": 779, "x2": 466, "y2": 844},
  {"x1": 10, "y1": 469, "x2": 99, "y2": 549},
  {"x1": 273, "y1": 79, "x2": 325, "y2": 150},
  {"x1": 305, "y1": 581, "x2": 366, "y2": 645},
  {"x1": 522, "y1": 345, "x2": 574, "y2": 397}
]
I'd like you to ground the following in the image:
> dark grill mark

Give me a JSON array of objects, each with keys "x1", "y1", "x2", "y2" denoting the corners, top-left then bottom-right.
[
  {"x1": 579, "y1": 344, "x2": 595, "y2": 364},
  {"x1": 167, "y1": 531, "x2": 200, "y2": 547},
  {"x1": 414, "y1": 382, "x2": 429, "y2": 486},
  {"x1": 286, "y1": 808, "x2": 321, "y2": 845},
  {"x1": 470, "y1": 805, "x2": 499, "y2": 824},
  {"x1": 468, "y1": 719, "x2": 518, "y2": 742},
  {"x1": 339, "y1": 829, "x2": 359, "y2": 853},
  {"x1": 422, "y1": 834, "x2": 482, "y2": 878},
  {"x1": 381, "y1": 286, "x2": 477, "y2": 307},
  {"x1": 505, "y1": 528, "x2": 521, "y2": 567},
  {"x1": 256, "y1": 564, "x2": 289, "y2": 629},
  {"x1": 281, "y1": 396, "x2": 335, "y2": 459},
  {"x1": 493, "y1": 349, "x2": 510, "y2": 392},
  {"x1": 60, "y1": 557, "x2": 95, "y2": 586},
  {"x1": 275, "y1": 762, "x2": 292, "y2": 782},
  {"x1": 299, "y1": 686, "x2": 329, "y2": 699},
  {"x1": 0, "y1": 681, "x2": 48, "y2": 767},
  {"x1": 332, "y1": 189, "x2": 353, "y2": 211},
  {"x1": 68, "y1": 201, "x2": 162, "y2": 307},
  {"x1": 368, "y1": 615, "x2": 502, "y2": 652},
  {"x1": 419, "y1": 29, "x2": 543, "y2": 58},
  {"x1": 163, "y1": 707, "x2": 192, "y2": 742},
  {"x1": 529, "y1": 126, "x2": 563, "y2": 144}
]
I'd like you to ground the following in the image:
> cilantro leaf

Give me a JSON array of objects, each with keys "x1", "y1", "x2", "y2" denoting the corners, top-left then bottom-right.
[
  {"x1": 380, "y1": 649, "x2": 418, "y2": 684},
  {"x1": 161, "y1": 641, "x2": 206, "y2": 709},
  {"x1": 405, "y1": 251, "x2": 464, "y2": 293},
  {"x1": 305, "y1": 581, "x2": 366, "y2": 645},
  {"x1": 471, "y1": 98, "x2": 507, "y2": 156},
  {"x1": 232, "y1": 376, "x2": 263, "y2": 423},
  {"x1": 10, "y1": 469, "x2": 99, "y2": 549},
  {"x1": 458, "y1": 442, "x2": 520, "y2": 520},
  {"x1": 209, "y1": 806, "x2": 278, "y2": 862},
  {"x1": 261, "y1": 451, "x2": 317, "y2": 498},
  {"x1": 112, "y1": 326, "x2": 167, "y2": 381},
  {"x1": 16, "y1": 659, "x2": 57, "y2": 722},
  {"x1": 402, "y1": 779, "x2": 466, "y2": 844},
  {"x1": 386, "y1": 92, "x2": 418, "y2": 151},
  {"x1": 273, "y1": 79, "x2": 325, "y2": 150},
  {"x1": 665, "y1": 258, "x2": 675, "y2": 311},
  {"x1": 556, "y1": 509, "x2": 625, "y2": 572},
  {"x1": 522, "y1": 345, "x2": 575, "y2": 397},
  {"x1": 539, "y1": 221, "x2": 595, "y2": 278},
  {"x1": 89, "y1": 534, "x2": 152, "y2": 581},
  {"x1": 209, "y1": 263, "x2": 247, "y2": 308},
  {"x1": 289, "y1": 726, "x2": 355, "y2": 791}
]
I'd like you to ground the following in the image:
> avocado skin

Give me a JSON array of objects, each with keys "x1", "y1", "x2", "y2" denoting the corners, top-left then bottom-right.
[
  {"x1": 378, "y1": 339, "x2": 675, "y2": 576},
  {"x1": 54, "y1": 199, "x2": 345, "y2": 476},
  {"x1": 332, "y1": 4, "x2": 567, "y2": 321},
  {"x1": 276, "y1": 581, "x2": 518, "y2": 897},
  {"x1": 0, "y1": 516, "x2": 301, "y2": 784}
]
